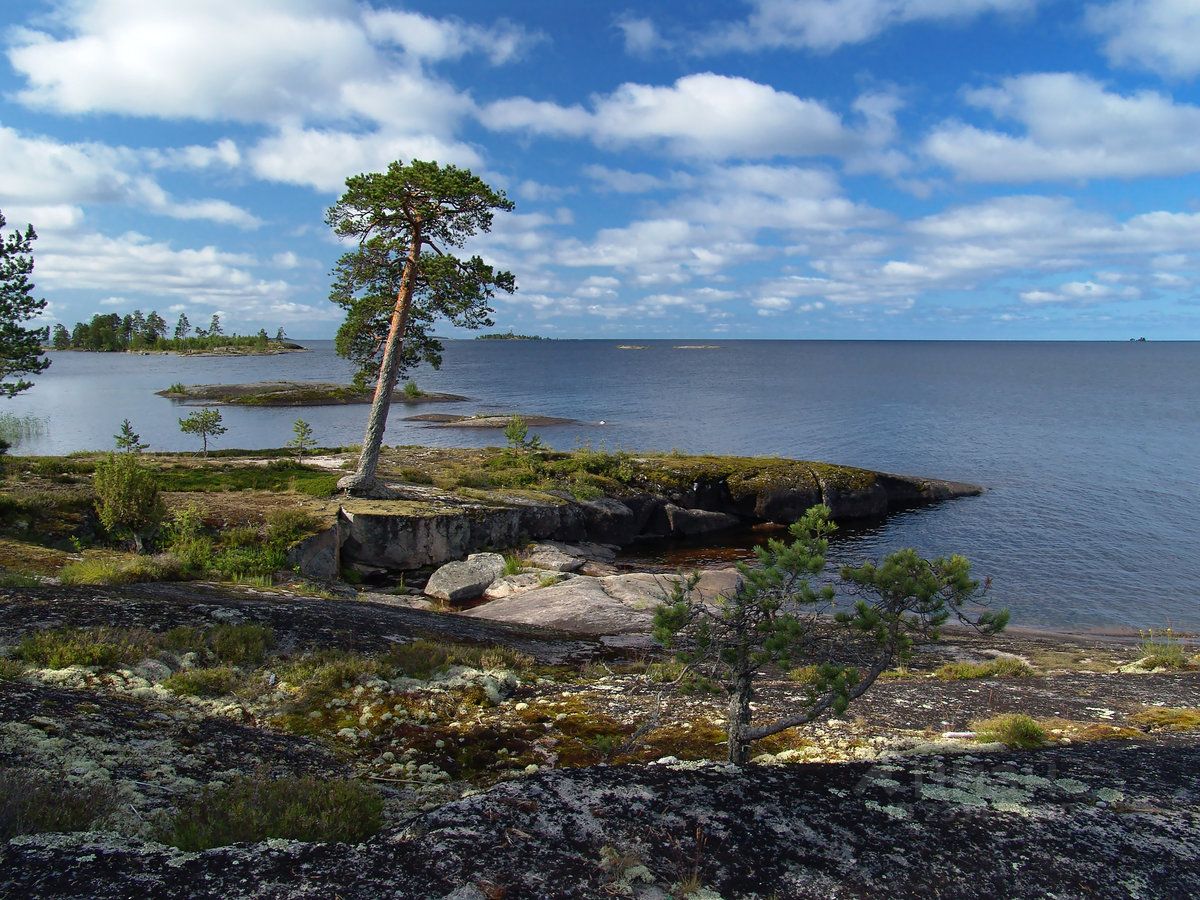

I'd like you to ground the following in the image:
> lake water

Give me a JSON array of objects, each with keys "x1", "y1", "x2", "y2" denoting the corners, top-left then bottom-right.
[{"x1": 6, "y1": 340, "x2": 1199, "y2": 631}]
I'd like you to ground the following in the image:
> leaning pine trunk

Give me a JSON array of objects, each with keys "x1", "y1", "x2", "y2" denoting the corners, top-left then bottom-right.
[{"x1": 341, "y1": 222, "x2": 422, "y2": 494}]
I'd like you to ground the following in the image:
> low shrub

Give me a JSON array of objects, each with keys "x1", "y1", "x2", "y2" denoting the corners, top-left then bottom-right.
[
  {"x1": 1129, "y1": 707, "x2": 1200, "y2": 732},
  {"x1": 209, "y1": 623, "x2": 274, "y2": 667},
  {"x1": 0, "y1": 658, "x2": 27, "y2": 680},
  {"x1": 972, "y1": 713, "x2": 1047, "y2": 749},
  {"x1": 0, "y1": 569, "x2": 41, "y2": 587},
  {"x1": 15, "y1": 626, "x2": 158, "y2": 669},
  {"x1": 381, "y1": 639, "x2": 536, "y2": 680},
  {"x1": 265, "y1": 508, "x2": 320, "y2": 546},
  {"x1": 92, "y1": 451, "x2": 164, "y2": 543},
  {"x1": 935, "y1": 657, "x2": 1035, "y2": 680},
  {"x1": 162, "y1": 774, "x2": 383, "y2": 851},
  {"x1": 1137, "y1": 628, "x2": 1189, "y2": 669},
  {"x1": 0, "y1": 770, "x2": 116, "y2": 841},
  {"x1": 58, "y1": 552, "x2": 181, "y2": 586},
  {"x1": 163, "y1": 666, "x2": 244, "y2": 697}
]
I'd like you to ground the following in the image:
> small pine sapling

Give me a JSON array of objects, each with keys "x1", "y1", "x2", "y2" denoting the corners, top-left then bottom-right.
[
  {"x1": 654, "y1": 504, "x2": 1007, "y2": 764},
  {"x1": 288, "y1": 419, "x2": 316, "y2": 460},
  {"x1": 114, "y1": 419, "x2": 149, "y2": 453},
  {"x1": 179, "y1": 408, "x2": 227, "y2": 457}
]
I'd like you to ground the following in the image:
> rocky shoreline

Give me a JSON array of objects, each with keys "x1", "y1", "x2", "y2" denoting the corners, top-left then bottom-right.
[{"x1": 157, "y1": 382, "x2": 468, "y2": 407}]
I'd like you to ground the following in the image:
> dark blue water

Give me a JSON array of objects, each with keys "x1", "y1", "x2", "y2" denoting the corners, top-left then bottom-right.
[{"x1": 6, "y1": 340, "x2": 1199, "y2": 631}]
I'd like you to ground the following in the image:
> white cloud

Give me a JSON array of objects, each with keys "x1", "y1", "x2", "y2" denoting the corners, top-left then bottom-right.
[
  {"x1": 481, "y1": 73, "x2": 852, "y2": 159},
  {"x1": 363, "y1": 9, "x2": 540, "y2": 65},
  {"x1": 695, "y1": 0, "x2": 1035, "y2": 53},
  {"x1": 247, "y1": 125, "x2": 482, "y2": 192},
  {"x1": 7, "y1": 0, "x2": 532, "y2": 124},
  {"x1": 615, "y1": 14, "x2": 669, "y2": 56},
  {"x1": 1019, "y1": 280, "x2": 1141, "y2": 305},
  {"x1": 35, "y1": 229, "x2": 338, "y2": 324},
  {"x1": 925, "y1": 73, "x2": 1200, "y2": 181},
  {"x1": 0, "y1": 126, "x2": 260, "y2": 227},
  {"x1": 1087, "y1": 0, "x2": 1200, "y2": 78}
]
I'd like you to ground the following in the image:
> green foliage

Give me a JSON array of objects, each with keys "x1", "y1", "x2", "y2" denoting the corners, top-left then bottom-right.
[
  {"x1": 0, "y1": 211, "x2": 50, "y2": 397},
  {"x1": 178, "y1": 408, "x2": 227, "y2": 456},
  {"x1": 972, "y1": 714, "x2": 1047, "y2": 748},
  {"x1": 266, "y1": 507, "x2": 320, "y2": 545},
  {"x1": 15, "y1": 626, "x2": 159, "y2": 668},
  {"x1": 653, "y1": 504, "x2": 1007, "y2": 764},
  {"x1": 1129, "y1": 707, "x2": 1200, "y2": 732},
  {"x1": 0, "y1": 413, "x2": 45, "y2": 450},
  {"x1": 162, "y1": 774, "x2": 383, "y2": 850},
  {"x1": 0, "y1": 658, "x2": 28, "y2": 679},
  {"x1": 59, "y1": 552, "x2": 181, "y2": 585},
  {"x1": 163, "y1": 666, "x2": 244, "y2": 697},
  {"x1": 167, "y1": 382, "x2": 186, "y2": 393},
  {"x1": 326, "y1": 159, "x2": 516, "y2": 385},
  {"x1": 113, "y1": 419, "x2": 149, "y2": 453},
  {"x1": 0, "y1": 769, "x2": 115, "y2": 841},
  {"x1": 287, "y1": 418, "x2": 316, "y2": 460},
  {"x1": 935, "y1": 657, "x2": 1035, "y2": 680},
  {"x1": 501, "y1": 553, "x2": 523, "y2": 576},
  {"x1": 155, "y1": 460, "x2": 338, "y2": 497},
  {"x1": 1137, "y1": 627, "x2": 1188, "y2": 669},
  {"x1": 380, "y1": 639, "x2": 535, "y2": 680},
  {"x1": 92, "y1": 452, "x2": 165, "y2": 543},
  {"x1": 208, "y1": 623, "x2": 274, "y2": 667},
  {"x1": 504, "y1": 415, "x2": 541, "y2": 452},
  {"x1": 402, "y1": 379, "x2": 422, "y2": 399}
]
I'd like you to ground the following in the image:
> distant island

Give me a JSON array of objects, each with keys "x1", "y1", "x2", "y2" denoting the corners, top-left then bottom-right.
[
  {"x1": 157, "y1": 381, "x2": 467, "y2": 407},
  {"x1": 475, "y1": 331, "x2": 549, "y2": 341},
  {"x1": 49, "y1": 310, "x2": 304, "y2": 356}
]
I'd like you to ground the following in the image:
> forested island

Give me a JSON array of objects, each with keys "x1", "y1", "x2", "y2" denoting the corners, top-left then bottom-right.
[
  {"x1": 49, "y1": 311, "x2": 304, "y2": 355},
  {"x1": 475, "y1": 331, "x2": 548, "y2": 341}
]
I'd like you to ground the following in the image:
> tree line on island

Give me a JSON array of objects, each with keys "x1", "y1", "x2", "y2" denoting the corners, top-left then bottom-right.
[{"x1": 49, "y1": 310, "x2": 290, "y2": 353}]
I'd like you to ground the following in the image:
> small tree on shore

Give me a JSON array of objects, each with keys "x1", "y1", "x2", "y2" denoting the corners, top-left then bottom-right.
[
  {"x1": 653, "y1": 505, "x2": 1008, "y2": 764},
  {"x1": 0, "y1": 210, "x2": 50, "y2": 397},
  {"x1": 114, "y1": 419, "x2": 149, "y2": 453},
  {"x1": 174, "y1": 313, "x2": 191, "y2": 340},
  {"x1": 287, "y1": 419, "x2": 316, "y2": 461},
  {"x1": 93, "y1": 452, "x2": 164, "y2": 549},
  {"x1": 179, "y1": 408, "x2": 226, "y2": 457}
]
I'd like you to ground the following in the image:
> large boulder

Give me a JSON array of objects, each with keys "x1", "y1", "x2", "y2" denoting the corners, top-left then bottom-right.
[
  {"x1": 664, "y1": 503, "x2": 741, "y2": 536},
  {"x1": 423, "y1": 552, "x2": 506, "y2": 603},
  {"x1": 579, "y1": 498, "x2": 637, "y2": 544},
  {"x1": 462, "y1": 568, "x2": 743, "y2": 635}
]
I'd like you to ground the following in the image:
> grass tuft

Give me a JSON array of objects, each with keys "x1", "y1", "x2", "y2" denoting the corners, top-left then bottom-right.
[
  {"x1": 0, "y1": 770, "x2": 116, "y2": 841},
  {"x1": 161, "y1": 774, "x2": 383, "y2": 850},
  {"x1": 1129, "y1": 707, "x2": 1200, "y2": 732},
  {"x1": 58, "y1": 552, "x2": 182, "y2": 586},
  {"x1": 971, "y1": 713, "x2": 1047, "y2": 749},
  {"x1": 163, "y1": 666, "x2": 244, "y2": 697},
  {"x1": 935, "y1": 657, "x2": 1035, "y2": 680},
  {"x1": 15, "y1": 626, "x2": 159, "y2": 669}
]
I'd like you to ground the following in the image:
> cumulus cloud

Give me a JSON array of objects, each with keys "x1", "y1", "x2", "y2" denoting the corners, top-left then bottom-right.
[
  {"x1": 0, "y1": 126, "x2": 260, "y2": 227},
  {"x1": 481, "y1": 73, "x2": 853, "y2": 159},
  {"x1": 924, "y1": 73, "x2": 1200, "y2": 181},
  {"x1": 7, "y1": 0, "x2": 533, "y2": 123},
  {"x1": 691, "y1": 0, "x2": 1035, "y2": 54},
  {"x1": 1086, "y1": 0, "x2": 1200, "y2": 78}
]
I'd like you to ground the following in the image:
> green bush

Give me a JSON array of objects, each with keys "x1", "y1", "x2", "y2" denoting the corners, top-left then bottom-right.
[
  {"x1": 1138, "y1": 628, "x2": 1188, "y2": 669},
  {"x1": 161, "y1": 774, "x2": 383, "y2": 850},
  {"x1": 59, "y1": 553, "x2": 181, "y2": 586},
  {"x1": 972, "y1": 714, "x2": 1047, "y2": 749},
  {"x1": 0, "y1": 769, "x2": 116, "y2": 841},
  {"x1": 210, "y1": 545, "x2": 285, "y2": 580},
  {"x1": 265, "y1": 508, "x2": 320, "y2": 546},
  {"x1": 163, "y1": 666, "x2": 243, "y2": 697},
  {"x1": 935, "y1": 657, "x2": 1035, "y2": 680},
  {"x1": 0, "y1": 658, "x2": 27, "y2": 680},
  {"x1": 15, "y1": 626, "x2": 158, "y2": 669},
  {"x1": 381, "y1": 639, "x2": 535, "y2": 679},
  {"x1": 209, "y1": 623, "x2": 273, "y2": 667},
  {"x1": 92, "y1": 452, "x2": 164, "y2": 543}
]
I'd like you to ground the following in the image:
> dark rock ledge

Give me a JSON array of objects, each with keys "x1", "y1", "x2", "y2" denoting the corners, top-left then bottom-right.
[{"x1": 3, "y1": 740, "x2": 1197, "y2": 899}]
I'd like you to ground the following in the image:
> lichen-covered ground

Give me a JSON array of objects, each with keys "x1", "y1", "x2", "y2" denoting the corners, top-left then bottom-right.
[{"x1": 1, "y1": 582, "x2": 1198, "y2": 897}]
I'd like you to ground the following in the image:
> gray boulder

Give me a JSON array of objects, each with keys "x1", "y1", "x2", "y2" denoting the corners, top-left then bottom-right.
[
  {"x1": 424, "y1": 552, "x2": 506, "y2": 603},
  {"x1": 664, "y1": 503, "x2": 741, "y2": 536},
  {"x1": 579, "y1": 498, "x2": 637, "y2": 544},
  {"x1": 462, "y1": 568, "x2": 743, "y2": 635}
]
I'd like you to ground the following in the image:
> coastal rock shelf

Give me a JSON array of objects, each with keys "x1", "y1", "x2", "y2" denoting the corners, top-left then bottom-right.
[
  {"x1": 402, "y1": 413, "x2": 580, "y2": 427},
  {"x1": 156, "y1": 381, "x2": 467, "y2": 407},
  {"x1": 303, "y1": 453, "x2": 982, "y2": 578}
]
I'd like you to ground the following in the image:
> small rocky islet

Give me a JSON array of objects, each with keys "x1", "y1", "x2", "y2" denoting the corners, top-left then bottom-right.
[{"x1": 0, "y1": 446, "x2": 1196, "y2": 897}]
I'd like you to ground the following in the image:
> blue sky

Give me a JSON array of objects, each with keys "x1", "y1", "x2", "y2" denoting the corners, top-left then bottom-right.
[{"x1": 2, "y1": 0, "x2": 1200, "y2": 340}]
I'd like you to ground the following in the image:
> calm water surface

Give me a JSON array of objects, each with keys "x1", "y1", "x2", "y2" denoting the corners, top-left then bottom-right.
[{"x1": 7, "y1": 340, "x2": 1199, "y2": 631}]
